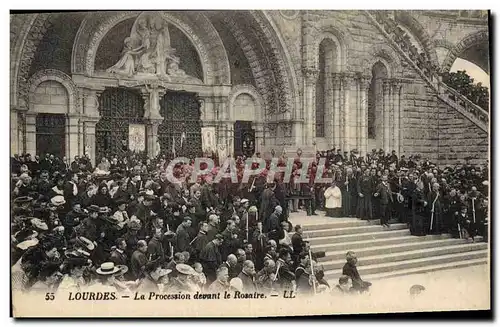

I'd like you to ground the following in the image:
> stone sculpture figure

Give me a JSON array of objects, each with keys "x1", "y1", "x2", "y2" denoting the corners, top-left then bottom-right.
[{"x1": 106, "y1": 13, "x2": 188, "y2": 79}]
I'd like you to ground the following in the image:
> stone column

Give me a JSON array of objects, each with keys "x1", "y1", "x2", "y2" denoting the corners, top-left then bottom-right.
[
  {"x1": 341, "y1": 73, "x2": 353, "y2": 152},
  {"x1": 67, "y1": 115, "x2": 80, "y2": 160},
  {"x1": 324, "y1": 71, "x2": 334, "y2": 146},
  {"x1": 25, "y1": 112, "x2": 37, "y2": 156},
  {"x1": 141, "y1": 87, "x2": 165, "y2": 158},
  {"x1": 81, "y1": 89, "x2": 102, "y2": 166},
  {"x1": 382, "y1": 79, "x2": 391, "y2": 153},
  {"x1": 332, "y1": 74, "x2": 341, "y2": 148},
  {"x1": 338, "y1": 74, "x2": 346, "y2": 151},
  {"x1": 360, "y1": 76, "x2": 371, "y2": 157},
  {"x1": 355, "y1": 75, "x2": 362, "y2": 152},
  {"x1": 303, "y1": 68, "x2": 319, "y2": 146},
  {"x1": 83, "y1": 118, "x2": 99, "y2": 166},
  {"x1": 392, "y1": 81, "x2": 403, "y2": 156},
  {"x1": 10, "y1": 109, "x2": 19, "y2": 155}
]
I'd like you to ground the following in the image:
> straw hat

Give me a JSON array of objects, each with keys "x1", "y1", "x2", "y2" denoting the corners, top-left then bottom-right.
[
  {"x1": 96, "y1": 262, "x2": 121, "y2": 275},
  {"x1": 16, "y1": 238, "x2": 39, "y2": 250},
  {"x1": 176, "y1": 263, "x2": 195, "y2": 276},
  {"x1": 30, "y1": 218, "x2": 49, "y2": 231},
  {"x1": 50, "y1": 195, "x2": 66, "y2": 206},
  {"x1": 76, "y1": 236, "x2": 95, "y2": 251}
]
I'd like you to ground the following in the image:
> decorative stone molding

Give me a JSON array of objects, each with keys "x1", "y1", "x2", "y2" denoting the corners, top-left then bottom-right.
[
  {"x1": 359, "y1": 44, "x2": 404, "y2": 79},
  {"x1": 394, "y1": 11, "x2": 440, "y2": 69},
  {"x1": 279, "y1": 10, "x2": 299, "y2": 20},
  {"x1": 441, "y1": 29, "x2": 489, "y2": 73},
  {"x1": 227, "y1": 84, "x2": 265, "y2": 122},
  {"x1": 15, "y1": 13, "x2": 52, "y2": 107},
  {"x1": 27, "y1": 69, "x2": 81, "y2": 114},
  {"x1": 303, "y1": 68, "x2": 319, "y2": 84}
]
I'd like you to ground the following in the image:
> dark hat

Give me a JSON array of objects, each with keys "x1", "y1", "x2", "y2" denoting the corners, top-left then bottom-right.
[
  {"x1": 14, "y1": 196, "x2": 33, "y2": 205},
  {"x1": 144, "y1": 194, "x2": 157, "y2": 201},
  {"x1": 87, "y1": 205, "x2": 100, "y2": 212},
  {"x1": 115, "y1": 198, "x2": 128, "y2": 206}
]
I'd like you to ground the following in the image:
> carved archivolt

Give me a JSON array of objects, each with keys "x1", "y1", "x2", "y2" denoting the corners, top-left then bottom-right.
[
  {"x1": 228, "y1": 84, "x2": 265, "y2": 122},
  {"x1": 359, "y1": 44, "x2": 404, "y2": 79},
  {"x1": 27, "y1": 69, "x2": 80, "y2": 114},
  {"x1": 72, "y1": 11, "x2": 230, "y2": 85},
  {"x1": 441, "y1": 29, "x2": 489, "y2": 73},
  {"x1": 14, "y1": 13, "x2": 51, "y2": 108}
]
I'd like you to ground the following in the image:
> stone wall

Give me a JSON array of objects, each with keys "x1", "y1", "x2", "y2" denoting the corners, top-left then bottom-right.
[{"x1": 31, "y1": 80, "x2": 69, "y2": 114}]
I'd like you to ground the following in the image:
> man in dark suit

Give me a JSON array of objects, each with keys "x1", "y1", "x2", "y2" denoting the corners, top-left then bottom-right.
[
  {"x1": 63, "y1": 173, "x2": 79, "y2": 208},
  {"x1": 259, "y1": 183, "x2": 278, "y2": 223},
  {"x1": 374, "y1": 175, "x2": 393, "y2": 227},
  {"x1": 109, "y1": 238, "x2": 128, "y2": 266},
  {"x1": 291, "y1": 225, "x2": 304, "y2": 265},
  {"x1": 342, "y1": 251, "x2": 371, "y2": 293},
  {"x1": 130, "y1": 240, "x2": 148, "y2": 280},
  {"x1": 238, "y1": 260, "x2": 258, "y2": 292}
]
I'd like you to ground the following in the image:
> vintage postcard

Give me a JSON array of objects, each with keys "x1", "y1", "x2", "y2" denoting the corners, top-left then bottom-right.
[{"x1": 10, "y1": 9, "x2": 491, "y2": 317}]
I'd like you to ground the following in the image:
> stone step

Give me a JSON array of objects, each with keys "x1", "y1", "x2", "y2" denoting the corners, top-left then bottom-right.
[
  {"x1": 310, "y1": 234, "x2": 452, "y2": 252},
  {"x1": 304, "y1": 223, "x2": 408, "y2": 238},
  {"x1": 322, "y1": 237, "x2": 484, "y2": 261},
  {"x1": 324, "y1": 249, "x2": 488, "y2": 279},
  {"x1": 320, "y1": 242, "x2": 487, "y2": 271},
  {"x1": 359, "y1": 258, "x2": 488, "y2": 282},
  {"x1": 306, "y1": 229, "x2": 411, "y2": 246},
  {"x1": 300, "y1": 219, "x2": 381, "y2": 231}
]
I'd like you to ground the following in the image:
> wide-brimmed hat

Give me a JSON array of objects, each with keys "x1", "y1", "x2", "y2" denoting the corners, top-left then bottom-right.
[
  {"x1": 99, "y1": 207, "x2": 111, "y2": 214},
  {"x1": 176, "y1": 263, "x2": 195, "y2": 276},
  {"x1": 14, "y1": 196, "x2": 33, "y2": 205},
  {"x1": 87, "y1": 205, "x2": 100, "y2": 213},
  {"x1": 240, "y1": 199, "x2": 249, "y2": 204},
  {"x1": 96, "y1": 262, "x2": 121, "y2": 275},
  {"x1": 114, "y1": 265, "x2": 129, "y2": 277},
  {"x1": 76, "y1": 236, "x2": 95, "y2": 251},
  {"x1": 50, "y1": 195, "x2": 66, "y2": 206},
  {"x1": 64, "y1": 248, "x2": 91, "y2": 259},
  {"x1": 16, "y1": 238, "x2": 39, "y2": 250},
  {"x1": 31, "y1": 218, "x2": 48, "y2": 231}
]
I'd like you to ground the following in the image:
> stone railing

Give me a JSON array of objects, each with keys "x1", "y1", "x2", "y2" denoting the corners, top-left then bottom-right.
[
  {"x1": 365, "y1": 10, "x2": 489, "y2": 132},
  {"x1": 440, "y1": 82, "x2": 489, "y2": 129}
]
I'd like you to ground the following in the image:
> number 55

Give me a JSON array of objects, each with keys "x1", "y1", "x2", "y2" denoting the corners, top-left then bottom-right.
[{"x1": 45, "y1": 292, "x2": 55, "y2": 301}]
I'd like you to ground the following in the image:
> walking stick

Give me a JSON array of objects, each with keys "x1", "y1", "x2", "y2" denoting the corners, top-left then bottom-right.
[
  {"x1": 273, "y1": 261, "x2": 281, "y2": 281},
  {"x1": 246, "y1": 211, "x2": 249, "y2": 242},
  {"x1": 430, "y1": 193, "x2": 438, "y2": 231},
  {"x1": 458, "y1": 223, "x2": 462, "y2": 239},
  {"x1": 166, "y1": 224, "x2": 174, "y2": 257},
  {"x1": 309, "y1": 249, "x2": 317, "y2": 295},
  {"x1": 472, "y1": 198, "x2": 476, "y2": 223}
]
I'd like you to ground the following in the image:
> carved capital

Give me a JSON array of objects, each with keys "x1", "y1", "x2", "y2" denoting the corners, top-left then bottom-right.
[{"x1": 303, "y1": 68, "x2": 319, "y2": 83}]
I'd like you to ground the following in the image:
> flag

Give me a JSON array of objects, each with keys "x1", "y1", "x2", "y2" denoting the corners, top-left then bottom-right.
[
  {"x1": 172, "y1": 135, "x2": 176, "y2": 158},
  {"x1": 180, "y1": 131, "x2": 186, "y2": 148}
]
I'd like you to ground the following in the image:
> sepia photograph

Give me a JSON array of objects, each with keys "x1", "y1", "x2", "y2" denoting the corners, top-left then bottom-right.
[{"x1": 9, "y1": 8, "x2": 491, "y2": 318}]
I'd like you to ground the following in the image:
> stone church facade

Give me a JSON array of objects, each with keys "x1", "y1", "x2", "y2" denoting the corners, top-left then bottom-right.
[{"x1": 10, "y1": 10, "x2": 489, "y2": 166}]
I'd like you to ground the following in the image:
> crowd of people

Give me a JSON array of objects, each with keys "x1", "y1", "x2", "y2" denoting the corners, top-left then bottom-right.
[{"x1": 10, "y1": 146, "x2": 489, "y2": 297}]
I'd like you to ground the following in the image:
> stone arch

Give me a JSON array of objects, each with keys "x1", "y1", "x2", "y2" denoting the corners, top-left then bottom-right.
[
  {"x1": 360, "y1": 44, "x2": 403, "y2": 79},
  {"x1": 13, "y1": 13, "x2": 51, "y2": 108},
  {"x1": 441, "y1": 29, "x2": 489, "y2": 73},
  {"x1": 228, "y1": 84, "x2": 265, "y2": 122},
  {"x1": 27, "y1": 69, "x2": 80, "y2": 114},
  {"x1": 305, "y1": 19, "x2": 351, "y2": 71},
  {"x1": 394, "y1": 11, "x2": 440, "y2": 69},
  {"x1": 72, "y1": 11, "x2": 230, "y2": 84}
]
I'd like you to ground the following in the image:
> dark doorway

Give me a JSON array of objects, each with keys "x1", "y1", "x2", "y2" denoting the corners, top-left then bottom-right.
[
  {"x1": 158, "y1": 91, "x2": 202, "y2": 159},
  {"x1": 36, "y1": 113, "x2": 66, "y2": 158},
  {"x1": 95, "y1": 88, "x2": 145, "y2": 161},
  {"x1": 234, "y1": 120, "x2": 255, "y2": 157}
]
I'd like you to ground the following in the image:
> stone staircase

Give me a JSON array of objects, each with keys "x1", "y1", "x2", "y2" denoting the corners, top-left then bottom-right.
[
  {"x1": 364, "y1": 10, "x2": 489, "y2": 133},
  {"x1": 300, "y1": 217, "x2": 488, "y2": 283}
]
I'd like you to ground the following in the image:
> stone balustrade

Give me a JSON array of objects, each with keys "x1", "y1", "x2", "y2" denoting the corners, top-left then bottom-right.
[{"x1": 367, "y1": 10, "x2": 489, "y2": 131}]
